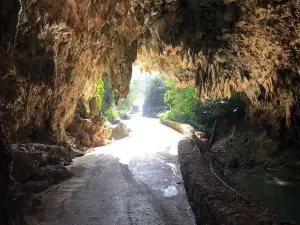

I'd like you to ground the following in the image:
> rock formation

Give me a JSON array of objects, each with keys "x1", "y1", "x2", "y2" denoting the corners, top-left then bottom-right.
[
  {"x1": 110, "y1": 122, "x2": 130, "y2": 140},
  {"x1": 1, "y1": 0, "x2": 300, "y2": 141},
  {"x1": 1, "y1": 0, "x2": 300, "y2": 224}
]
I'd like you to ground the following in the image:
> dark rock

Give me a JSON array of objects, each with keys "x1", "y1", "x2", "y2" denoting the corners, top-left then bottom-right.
[
  {"x1": 0, "y1": 126, "x2": 24, "y2": 225},
  {"x1": 21, "y1": 180, "x2": 53, "y2": 194},
  {"x1": 110, "y1": 119, "x2": 121, "y2": 125},
  {"x1": 26, "y1": 195, "x2": 44, "y2": 214},
  {"x1": 16, "y1": 194, "x2": 34, "y2": 212},
  {"x1": 12, "y1": 152, "x2": 40, "y2": 183},
  {"x1": 45, "y1": 155, "x2": 62, "y2": 165},
  {"x1": 30, "y1": 166, "x2": 73, "y2": 185},
  {"x1": 21, "y1": 165, "x2": 73, "y2": 193},
  {"x1": 47, "y1": 145, "x2": 71, "y2": 165}
]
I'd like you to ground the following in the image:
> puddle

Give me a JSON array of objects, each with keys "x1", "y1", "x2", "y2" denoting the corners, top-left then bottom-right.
[{"x1": 163, "y1": 185, "x2": 178, "y2": 198}]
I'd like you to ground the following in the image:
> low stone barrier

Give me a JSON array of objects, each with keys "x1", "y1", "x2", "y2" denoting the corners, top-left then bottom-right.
[
  {"x1": 160, "y1": 119, "x2": 193, "y2": 135},
  {"x1": 178, "y1": 138, "x2": 295, "y2": 225}
]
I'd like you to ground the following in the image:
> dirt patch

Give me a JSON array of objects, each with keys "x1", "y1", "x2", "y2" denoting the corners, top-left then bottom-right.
[{"x1": 178, "y1": 138, "x2": 296, "y2": 225}]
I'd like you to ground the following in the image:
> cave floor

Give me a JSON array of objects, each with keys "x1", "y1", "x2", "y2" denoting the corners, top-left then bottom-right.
[{"x1": 26, "y1": 117, "x2": 196, "y2": 225}]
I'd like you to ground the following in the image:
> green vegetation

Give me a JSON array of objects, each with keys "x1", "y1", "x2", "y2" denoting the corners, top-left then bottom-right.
[
  {"x1": 96, "y1": 79, "x2": 105, "y2": 108},
  {"x1": 101, "y1": 73, "x2": 114, "y2": 112},
  {"x1": 97, "y1": 71, "x2": 246, "y2": 132},
  {"x1": 142, "y1": 75, "x2": 167, "y2": 117},
  {"x1": 116, "y1": 88, "x2": 136, "y2": 119},
  {"x1": 159, "y1": 80, "x2": 201, "y2": 125},
  {"x1": 98, "y1": 73, "x2": 137, "y2": 121},
  {"x1": 141, "y1": 75, "x2": 201, "y2": 125},
  {"x1": 104, "y1": 107, "x2": 119, "y2": 121}
]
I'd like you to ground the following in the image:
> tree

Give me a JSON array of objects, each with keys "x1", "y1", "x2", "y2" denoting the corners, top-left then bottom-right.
[
  {"x1": 160, "y1": 80, "x2": 201, "y2": 125},
  {"x1": 143, "y1": 75, "x2": 167, "y2": 117}
]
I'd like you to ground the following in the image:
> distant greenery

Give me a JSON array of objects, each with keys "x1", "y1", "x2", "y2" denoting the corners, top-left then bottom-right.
[
  {"x1": 98, "y1": 71, "x2": 247, "y2": 132},
  {"x1": 159, "y1": 80, "x2": 201, "y2": 125},
  {"x1": 115, "y1": 85, "x2": 136, "y2": 120},
  {"x1": 99, "y1": 73, "x2": 137, "y2": 121},
  {"x1": 143, "y1": 75, "x2": 167, "y2": 117},
  {"x1": 141, "y1": 75, "x2": 201, "y2": 122}
]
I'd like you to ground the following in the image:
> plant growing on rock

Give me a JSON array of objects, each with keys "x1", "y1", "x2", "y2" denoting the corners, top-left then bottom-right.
[{"x1": 96, "y1": 79, "x2": 105, "y2": 109}]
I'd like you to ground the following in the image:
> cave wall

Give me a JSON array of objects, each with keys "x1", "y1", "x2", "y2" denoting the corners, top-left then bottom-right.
[
  {"x1": 0, "y1": 0, "x2": 300, "y2": 224},
  {"x1": 137, "y1": 0, "x2": 300, "y2": 128},
  {"x1": 2, "y1": 0, "x2": 299, "y2": 141},
  {"x1": 0, "y1": 0, "x2": 140, "y2": 141}
]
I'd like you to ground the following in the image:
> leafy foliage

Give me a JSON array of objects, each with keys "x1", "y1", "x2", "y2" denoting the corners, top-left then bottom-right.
[
  {"x1": 143, "y1": 75, "x2": 167, "y2": 117},
  {"x1": 100, "y1": 73, "x2": 137, "y2": 120},
  {"x1": 159, "y1": 80, "x2": 201, "y2": 125},
  {"x1": 101, "y1": 73, "x2": 115, "y2": 112},
  {"x1": 104, "y1": 107, "x2": 119, "y2": 121},
  {"x1": 96, "y1": 79, "x2": 105, "y2": 108}
]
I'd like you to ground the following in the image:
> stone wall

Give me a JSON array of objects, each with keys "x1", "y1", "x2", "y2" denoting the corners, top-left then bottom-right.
[{"x1": 178, "y1": 138, "x2": 295, "y2": 225}]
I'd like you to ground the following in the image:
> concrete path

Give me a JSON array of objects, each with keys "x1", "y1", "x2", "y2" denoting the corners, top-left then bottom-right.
[{"x1": 27, "y1": 116, "x2": 196, "y2": 225}]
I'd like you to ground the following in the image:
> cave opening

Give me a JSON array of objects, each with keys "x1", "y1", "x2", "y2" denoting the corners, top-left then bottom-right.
[{"x1": 1, "y1": 0, "x2": 300, "y2": 224}]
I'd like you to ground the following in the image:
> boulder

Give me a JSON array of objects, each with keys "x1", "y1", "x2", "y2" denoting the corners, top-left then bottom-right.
[
  {"x1": 30, "y1": 166, "x2": 73, "y2": 184},
  {"x1": 68, "y1": 115, "x2": 112, "y2": 147},
  {"x1": 12, "y1": 152, "x2": 40, "y2": 183},
  {"x1": 21, "y1": 165, "x2": 73, "y2": 194},
  {"x1": 11, "y1": 143, "x2": 72, "y2": 182},
  {"x1": 21, "y1": 180, "x2": 53, "y2": 194},
  {"x1": 110, "y1": 123, "x2": 129, "y2": 140},
  {"x1": 47, "y1": 145, "x2": 71, "y2": 165}
]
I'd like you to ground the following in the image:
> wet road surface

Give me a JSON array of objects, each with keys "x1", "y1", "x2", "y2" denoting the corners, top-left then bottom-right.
[{"x1": 27, "y1": 117, "x2": 196, "y2": 225}]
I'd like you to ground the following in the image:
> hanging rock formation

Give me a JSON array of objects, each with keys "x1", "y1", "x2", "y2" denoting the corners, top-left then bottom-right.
[
  {"x1": 1, "y1": 0, "x2": 300, "y2": 224},
  {"x1": 136, "y1": 0, "x2": 300, "y2": 128},
  {"x1": 1, "y1": 0, "x2": 300, "y2": 141}
]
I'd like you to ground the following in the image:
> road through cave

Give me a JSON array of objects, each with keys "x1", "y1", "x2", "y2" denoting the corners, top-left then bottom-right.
[{"x1": 25, "y1": 116, "x2": 196, "y2": 225}]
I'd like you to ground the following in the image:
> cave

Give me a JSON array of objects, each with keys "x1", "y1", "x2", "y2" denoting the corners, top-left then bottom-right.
[{"x1": 1, "y1": 0, "x2": 300, "y2": 224}]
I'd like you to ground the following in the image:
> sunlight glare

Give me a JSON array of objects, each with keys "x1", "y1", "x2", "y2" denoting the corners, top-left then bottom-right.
[{"x1": 91, "y1": 117, "x2": 183, "y2": 165}]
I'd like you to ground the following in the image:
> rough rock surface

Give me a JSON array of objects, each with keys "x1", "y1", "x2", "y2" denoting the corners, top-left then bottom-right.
[
  {"x1": 0, "y1": 134, "x2": 73, "y2": 225},
  {"x1": 6, "y1": 143, "x2": 73, "y2": 223},
  {"x1": 110, "y1": 122, "x2": 130, "y2": 140},
  {"x1": 1, "y1": 0, "x2": 300, "y2": 224},
  {"x1": 211, "y1": 124, "x2": 300, "y2": 170},
  {"x1": 0, "y1": 128, "x2": 24, "y2": 225},
  {"x1": 137, "y1": 0, "x2": 300, "y2": 128},
  {"x1": 68, "y1": 114, "x2": 111, "y2": 147},
  {"x1": 1, "y1": 0, "x2": 299, "y2": 143},
  {"x1": 178, "y1": 138, "x2": 295, "y2": 225},
  {"x1": 0, "y1": 0, "x2": 138, "y2": 142}
]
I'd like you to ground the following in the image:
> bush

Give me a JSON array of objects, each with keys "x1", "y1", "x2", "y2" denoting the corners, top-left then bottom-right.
[
  {"x1": 144, "y1": 106, "x2": 167, "y2": 118},
  {"x1": 104, "y1": 107, "x2": 119, "y2": 121},
  {"x1": 161, "y1": 80, "x2": 201, "y2": 125}
]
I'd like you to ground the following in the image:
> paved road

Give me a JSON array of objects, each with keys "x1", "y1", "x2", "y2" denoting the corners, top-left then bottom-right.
[{"x1": 27, "y1": 117, "x2": 196, "y2": 225}]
